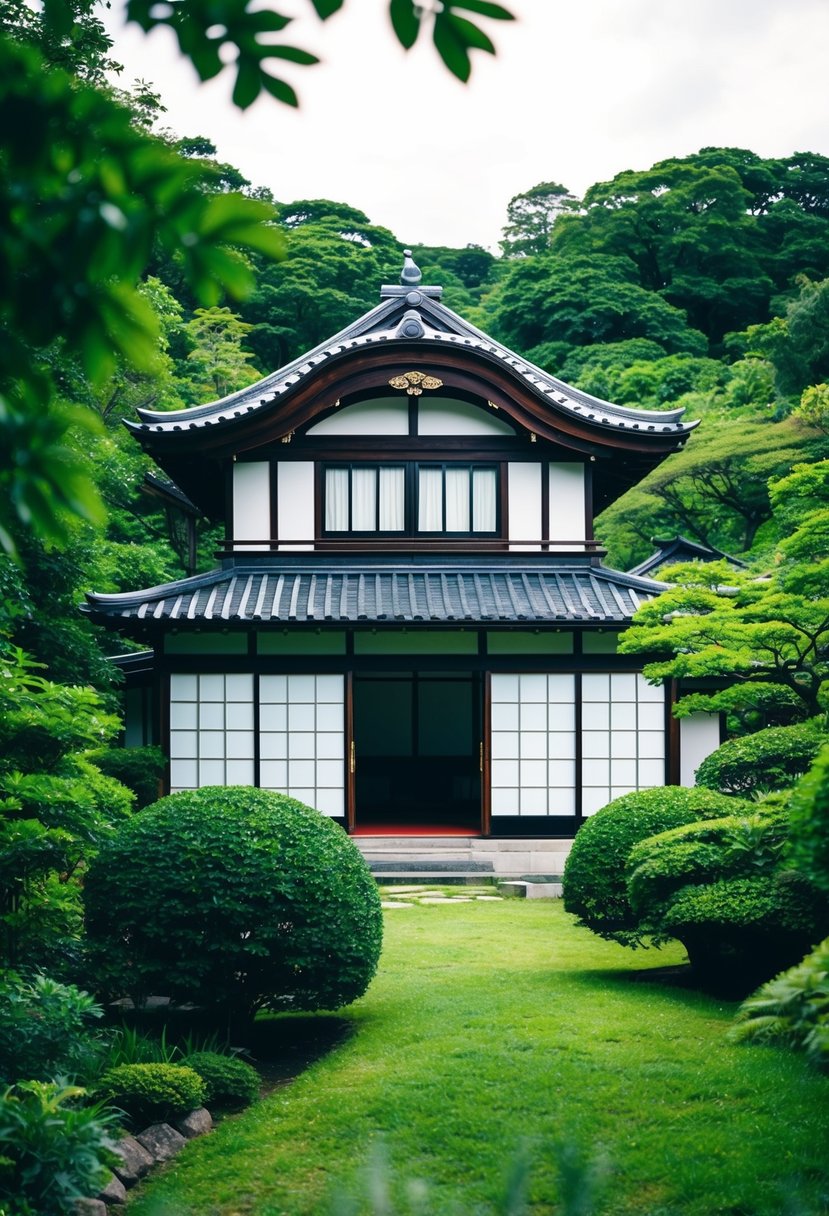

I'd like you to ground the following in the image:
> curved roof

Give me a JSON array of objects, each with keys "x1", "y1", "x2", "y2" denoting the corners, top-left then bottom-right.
[
  {"x1": 130, "y1": 264, "x2": 697, "y2": 446},
  {"x1": 83, "y1": 557, "x2": 665, "y2": 631}
]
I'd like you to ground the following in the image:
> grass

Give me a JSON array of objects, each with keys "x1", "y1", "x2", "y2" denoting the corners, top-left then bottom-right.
[{"x1": 128, "y1": 901, "x2": 829, "y2": 1215}]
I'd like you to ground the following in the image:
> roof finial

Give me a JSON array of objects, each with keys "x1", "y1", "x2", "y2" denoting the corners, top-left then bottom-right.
[{"x1": 401, "y1": 249, "x2": 422, "y2": 287}]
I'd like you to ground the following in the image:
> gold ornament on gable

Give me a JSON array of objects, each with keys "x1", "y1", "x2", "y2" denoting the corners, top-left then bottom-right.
[{"x1": 388, "y1": 371, "x2": 444, "y2": 396}]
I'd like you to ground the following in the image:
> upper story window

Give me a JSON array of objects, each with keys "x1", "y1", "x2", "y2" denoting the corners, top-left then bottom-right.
[
  {"x1": 417, "y1": 466, "x2": 497, "y2": 534},
  {"x1": 323, "y1": 464, "x2": 499, "y2": 537}
]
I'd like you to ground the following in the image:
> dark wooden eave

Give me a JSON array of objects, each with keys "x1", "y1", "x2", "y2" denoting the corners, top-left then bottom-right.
[{"x1": 126, "y1": 280, "x2": 697, "y2": 520}]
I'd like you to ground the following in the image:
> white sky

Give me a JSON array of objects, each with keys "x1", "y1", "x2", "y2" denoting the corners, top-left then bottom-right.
[{"x1": 103, "y1": 0, "x2": 829, "y2": 252}]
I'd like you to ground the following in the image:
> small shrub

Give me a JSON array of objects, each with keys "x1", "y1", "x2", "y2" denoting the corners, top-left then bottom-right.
[
  {"x1": 627, "y1": 805, "x2": 789, "y2": 937},
  {"x1": 695, "y1": 720, "x2": 827, "y2": 796},
  {"x1": 788, "y1": 743, "x2": 829, "y2": 892},
  {"x1": 0, "y1": 973, "x2": 106, "y2": 1085},
  {"x1": 731, "y1": 935, "x2": 829, "y2": 1066},
  {"x1": 88, "y1": 746, "x2": 165, "y2": 810},
  {"x1": 182, "y1": 1051, "x2": 260, "y2": 1108},
  {"x1": 562, "y1": 787, "x2": 740, "y2": 946},
  {"x1": 0, "y1": 1081, "x2": 118, "y2": 1216},
  {"x1": 99, "y1": 1025, "x2": 179, "y2": 1071},
  {"x1": 85, "y1": 787, "x2": 383, "y2": 1026},
  {"x1": 96, "y1": 1063, "x2": 205, "y2": 1126},
  {"x1": 662, "y1": 874, "x2": 828, "y2": 989}
]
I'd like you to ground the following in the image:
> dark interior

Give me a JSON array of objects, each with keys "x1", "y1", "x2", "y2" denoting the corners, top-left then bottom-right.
[{"x1": 354, "y1": 673, "x2": 481, "y2": 828}]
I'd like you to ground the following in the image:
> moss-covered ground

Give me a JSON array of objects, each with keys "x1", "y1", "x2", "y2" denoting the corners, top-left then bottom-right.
[{"x1": 128, "y1": 899, "x2": 829, "y2": 1215}]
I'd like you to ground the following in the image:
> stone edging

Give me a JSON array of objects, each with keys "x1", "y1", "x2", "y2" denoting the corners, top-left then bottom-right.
[{"x1": 76, "y1": 1107, "x2": 213, "y2": 1214}]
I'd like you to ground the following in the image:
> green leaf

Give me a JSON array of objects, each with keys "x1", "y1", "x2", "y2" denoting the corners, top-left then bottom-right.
[
  {"x1": 264, "y1": 46, "x2": 320, "y2": 66},
  {"x1": 308, "y1": 0, "x2": 345, "y2": 16},
  {"x1": 448, "y1": 0, "x2": 515, "y2": 20},
  {"x1": 389, "y1": 0, "x2": 421, "y2": 50},
  {"x1": 232, "y1": 59, "x2": 263, "y2": 109},
  {"x1": 447, "y1": 14, "x2": 496, "y2": 55},
  {"x1": 261, "y1": 73, "x2": 299, "y2": 107},
  {"x1": 432, "y1": 13, "x2": 471, "y2": 82}
]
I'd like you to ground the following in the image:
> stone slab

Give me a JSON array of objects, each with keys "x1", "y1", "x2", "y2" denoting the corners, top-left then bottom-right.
[
  {"x1": 175, "y1": 1108, "x2": 213, "y2": 1139},
  {"x1": 112, "y1": 1135, "x2": 153, "y2": 1185},
  {"x1": 75, "y1": 1201, "x2": 107, "y2": 1216},
  {"x1": 136, "y1": 1122, "x2": 187, "y2": 1162},
  {"x1": 99, "y1": 1175, "x2": 127, "y2": 1205}
]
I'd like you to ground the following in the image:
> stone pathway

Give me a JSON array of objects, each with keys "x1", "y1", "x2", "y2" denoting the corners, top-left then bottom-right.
[{"x1": 379, "y1": 885, "x2": 504, "y2": 909}]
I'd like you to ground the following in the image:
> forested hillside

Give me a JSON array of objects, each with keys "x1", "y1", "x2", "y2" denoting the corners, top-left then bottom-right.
[{"x1": 2, "y1": 3, "x2": 829, "y2": 688}]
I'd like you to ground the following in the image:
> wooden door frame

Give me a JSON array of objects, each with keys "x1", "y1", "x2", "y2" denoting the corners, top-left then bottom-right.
[{"x1": 346, "y1": 668, "x2": 487, "y2": 835}]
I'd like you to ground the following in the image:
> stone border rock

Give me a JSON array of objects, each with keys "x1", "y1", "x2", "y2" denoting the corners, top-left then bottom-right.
[{"x1": 77, "y1": 1108, "x2": 213, "y2": 1213}]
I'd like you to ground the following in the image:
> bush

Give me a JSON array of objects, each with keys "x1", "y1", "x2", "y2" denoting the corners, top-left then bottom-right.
[
  {"x1": 626, "y1": 805, "x2": 789, "y2": 938},
  {"x1": 695, "y1": 720, "x2": 827, "y2": 796},
  {"x1": 0, "y1": 1081, "x2": 118, "y2": 1216},
  {"x1": 0, "y1": 973, "x2": 106, "y2": 1085},
  {"x1": 84, "y1": 787, "x2": 383, "y2": 1026},
  {"x1": 730, "y1": 935, "x2": 829, "y2": 1067},
  {"x1": 662, "y1": 874, "x2": 828, "y2": 990},
  {"x1": 88, "y1": 746, "x2": 165, "y2": 809},
  {"x1": 562, "y1": 787, "x2": 740, "y2": 946},
  {"x1": 788, "y1": 743, "x2": 829, "y2": 891},
  {"x1": 96, "y1": 1063, "x2": 206, "y2": 1126},
  {"x1": 182, "y1": 1051, "x2": 260, "y2": 1108}
]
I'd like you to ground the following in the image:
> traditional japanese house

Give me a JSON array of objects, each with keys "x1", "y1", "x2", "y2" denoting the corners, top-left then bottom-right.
[{"x1": 85, "y1": 253, "x2": 722, "y2": 837}]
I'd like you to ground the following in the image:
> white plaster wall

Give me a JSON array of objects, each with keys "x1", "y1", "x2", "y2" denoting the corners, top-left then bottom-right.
[
  {"x1": 508, "y1": 463, "x2": 542, "y2": 551},
  {"x1": 277, "y1": 461, "x2": 315, "y2": 551},
  {"x1": 232, "y1": 462, "x2": 270, "y2": 549},
  {"x1": 549, "y1": 463, "x2": 585, "y2": 551},
  {"x1": 418, "y1": 398, "x2": 514, "y2": 436},
  {"x1": 680, "y1": 712, "x2": 721, "y2": 787},
  {"x1": 306, "y1": 398, "x2": 409, "y2": 435}
]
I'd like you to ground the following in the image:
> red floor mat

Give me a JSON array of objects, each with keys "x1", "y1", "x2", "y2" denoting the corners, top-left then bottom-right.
[{"x1": 350, "y1": 825, "x2": 479, "y2": 837}]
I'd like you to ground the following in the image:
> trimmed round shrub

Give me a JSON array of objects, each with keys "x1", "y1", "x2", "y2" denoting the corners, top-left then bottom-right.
[
  {"x1": 84, "y1": 788, "x2": 383, "y2": 1025},
  {"x1": 96, "y1": 1063, "x2": 205, "y2": 1125},
  {"x1": 695, "y1": 720, "x2": 827, "y2": 796},
  {"x1": 662, "y1": 874, "x2": 829, "y2": 990},
  {"x1": 562, "y1": 786, "x2": 741, "y2": 946},
  {"x1": 627, "y1": 804, "x2": 790, "y2": 935},
  {"x1": 182, "y1": 1052, "x2": 260, "y2": 1108},
  {"x1": 788, "y1": 743, "x2": 829, "y2": 892}
]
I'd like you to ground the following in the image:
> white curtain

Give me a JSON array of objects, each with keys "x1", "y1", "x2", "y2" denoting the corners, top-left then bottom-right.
[
  {"x1": 325, "y1": 468, "x2": 349, "y2": 531},
  {"x1": 472, "y1": 468, "x2": 497, "y2": 532},
  {"x1": 418, "y1": 468, "x2": 443, "y2": 531},
  {"x1": 445, "y1": 468, "x2": 469, "y2": 531},
  {"x1": 352, "y1": 468, "x2": 377, "y2": 530},
  {"x1": 379, "y1": 467, "x2": 405, "y2": 531}
]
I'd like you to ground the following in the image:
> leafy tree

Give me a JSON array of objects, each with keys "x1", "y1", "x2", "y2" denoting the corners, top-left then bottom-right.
[
  {"x1": 177, "y1": 307, "x2": 261, "y2": 404},
  {"x1": 739, "y1": 277, "x2": 829, "y2": 398},
  {"x1": 794, "y1": 383, "x2": 829, "y2": 434},
  {"x1": 597, "y1": 418, "x2": 825, "y2": 565},
  {"x1": 619, "y1": 461, "x2": 829, "y2": 724},
  {"x1": 0, "y1": 645, "x2": 133, "y2": 973},
  {"x1": 243, "y1": 211, "x2": 401, "y2": 366},
  {"x1": 499, "y1": 181, "x2": 580, "y2": 258},
  {"x1": 488, "y1": 253, "x2": 707, "y2": 366}
]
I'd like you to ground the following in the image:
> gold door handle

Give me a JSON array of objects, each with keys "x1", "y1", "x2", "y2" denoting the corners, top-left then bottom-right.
[
  {"x1": 350, "y1": 740, "x2": 356, "y2": 774},
  {"x1": 479, "y1": 741, "x2": 484, "y2": 773}
]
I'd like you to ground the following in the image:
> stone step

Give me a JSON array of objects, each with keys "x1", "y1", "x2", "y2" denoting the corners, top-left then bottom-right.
[{"x1": 369, "y1": 858, "x2": 493, "y2": 874}]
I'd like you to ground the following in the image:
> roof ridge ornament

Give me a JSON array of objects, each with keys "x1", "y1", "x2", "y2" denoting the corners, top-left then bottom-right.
[{"x1": 401, "y1": 249, "x2": 422, "y2": 286}]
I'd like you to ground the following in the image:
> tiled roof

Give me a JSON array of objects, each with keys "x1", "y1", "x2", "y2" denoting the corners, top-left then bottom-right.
[
  {"x1": 84, "y1": 562, "x2": 664, "y2": 628},
  {"x1": 129, "y1": 273, "x2": 696, "y2": 443},
  {"x1": 628, "y1": 535, "x2": 748, "y2": 577}
]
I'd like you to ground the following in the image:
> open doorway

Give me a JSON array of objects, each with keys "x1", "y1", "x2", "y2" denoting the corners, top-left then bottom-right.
[{"x1": 353, "y1": 672, "x2": 481, "y2": 832}]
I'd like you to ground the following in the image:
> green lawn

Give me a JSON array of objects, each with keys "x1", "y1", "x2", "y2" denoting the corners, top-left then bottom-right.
[{"x1": 128, "y1": 900, "x2": 829, "y2": 1215}]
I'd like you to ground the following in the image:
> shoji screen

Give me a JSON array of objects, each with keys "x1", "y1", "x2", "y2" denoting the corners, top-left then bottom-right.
[
  {"x1": 258, "y1": 674, "x2": 345, "y2": 817},
  {"x1": 581, "y1": 673, "x2": 665, "y2": 815},
  {"x1": 169, "y1": 673, "x2": 255, "y2": 791},
  {"x1": 490, "y1": 673, "x2": 577, "y2": 815}
]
